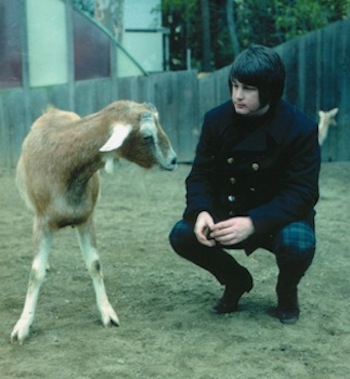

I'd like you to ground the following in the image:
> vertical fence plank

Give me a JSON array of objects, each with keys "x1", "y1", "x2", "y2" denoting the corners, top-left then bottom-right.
[
  {"x1": 0, "y1": 94, "x2": 10, "y2": 168},
  {"x1": 174, "y1": 71, "x2": 199, "y2": 162},
  {"x1": 0, "y1": 89, "x2": 27, "y2": 168},
  {"x1": 336, "y1": 18, "x2": 350, "y2": 161},
  {"x1": 151, "y1": 70, "x2": 198, "y2": 162}
]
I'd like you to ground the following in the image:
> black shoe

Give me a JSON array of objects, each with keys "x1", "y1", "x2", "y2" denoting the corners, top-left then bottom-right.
[
  {"x1": 276, "y1": 291, "x2": 300, "y2": 324},
  {"x1": 213, "y1": 269, "x2": 253, "y2": 314},
  {"x1": 275, "y1": 306, "x2": 300, "y2": 324}
]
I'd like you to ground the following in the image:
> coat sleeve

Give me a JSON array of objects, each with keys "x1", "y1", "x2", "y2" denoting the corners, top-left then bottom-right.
[
  {"x1": 183, "y1": 111, "x2": 222, "y2": 222},
  {"x1": 248, "y1": 118, "x2": 321, "y2": 236}
]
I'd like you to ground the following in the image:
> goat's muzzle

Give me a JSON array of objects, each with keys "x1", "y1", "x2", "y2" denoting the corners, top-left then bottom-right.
[{"x1": 161, "y1": 154, "x2": 178, "y2": 171}]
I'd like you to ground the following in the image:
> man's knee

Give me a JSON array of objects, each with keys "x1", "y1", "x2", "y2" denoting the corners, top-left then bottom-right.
[
  {"x1": 169, "y1": 220, "x2": 195, "y2": 255},
  {"x1": 274, "y1": 221, "x2": 316, "y2": 262},
  {"x1": 278, "y1": 221, "x2": 315, "y2": 252}
]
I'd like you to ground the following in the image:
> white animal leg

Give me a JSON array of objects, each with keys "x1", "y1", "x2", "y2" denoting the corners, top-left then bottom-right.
[
  {"x1": 11, "y1": 218, "x2": 52, "y2": 344},
  {"x1": 76, "y1": 220, "x2": 119, "y2": 327}
]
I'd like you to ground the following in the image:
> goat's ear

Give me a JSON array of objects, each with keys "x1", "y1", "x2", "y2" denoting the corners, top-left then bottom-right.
[
  {"x1": 144, "y1": 103, "x2": 157, "y2": 112},
  {"x1": 144, "y1": 103, "x2": 159, "y2": 120},
  {"x1": 329, "y1": 108, "x2": 339, "y2": 117},
  {"x1": 99, "y1": 124, "x2": 131, "y2": 152},
  {"x1": 140, "y1": 112, "x2": 155, "y2": 133}
]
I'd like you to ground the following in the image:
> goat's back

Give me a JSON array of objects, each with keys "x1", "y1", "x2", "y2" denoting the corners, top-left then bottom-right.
[
  {"x1": 17, "y1": 107, "x2": 81, "y2": 187},
  {"x1": 16, "y1": 108, "x2": 100, "y2": 224}
]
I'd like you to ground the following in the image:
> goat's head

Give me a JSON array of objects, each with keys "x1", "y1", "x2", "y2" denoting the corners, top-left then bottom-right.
[
  {"x1": 99, "y1": 101, "x2": 177, "y2": 173},
  {"x1": 318, "y1": 107, "x2": 339, "y2": 145},
  {"x1": 318, "y1": 108, "x2": 338, "y2": 127}
]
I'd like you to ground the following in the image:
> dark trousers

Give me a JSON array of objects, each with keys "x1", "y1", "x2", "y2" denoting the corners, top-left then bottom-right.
[{"x1": 169, "y1": 219, "x2": 315, "y2": 296}]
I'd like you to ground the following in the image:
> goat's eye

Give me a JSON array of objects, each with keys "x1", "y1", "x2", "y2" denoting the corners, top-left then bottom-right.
[{"x1": 143, "y1": 135, "x2": 153, "y2": 143}]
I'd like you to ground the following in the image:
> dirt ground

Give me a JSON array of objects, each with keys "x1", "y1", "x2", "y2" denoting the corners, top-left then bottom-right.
[{"x1": 0, "y1": 160, "x2": 349, "y2": 379}]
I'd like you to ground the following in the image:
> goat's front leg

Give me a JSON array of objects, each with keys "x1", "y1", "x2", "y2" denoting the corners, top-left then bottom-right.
[
  {"x1": 11, "y1": 218, "x2": 52, "y2": 344},
  {"x1": 76, "y1": 219, "x2": 120, "y2": 327}
]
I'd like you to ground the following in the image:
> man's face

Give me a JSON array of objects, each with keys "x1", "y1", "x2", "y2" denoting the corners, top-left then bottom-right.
[{"x1": 231, "y1": 79, "x2": 269, "y2": 116}]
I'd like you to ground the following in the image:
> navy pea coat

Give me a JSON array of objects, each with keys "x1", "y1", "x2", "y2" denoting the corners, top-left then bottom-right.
[{"x1": 183, "y1": 99, "x2": 321, "y2": 247}]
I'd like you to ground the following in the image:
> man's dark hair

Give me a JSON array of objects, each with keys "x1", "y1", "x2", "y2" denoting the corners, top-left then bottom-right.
[{"x1": 228, "y1": 45, "x2": 286, "y2": 109}]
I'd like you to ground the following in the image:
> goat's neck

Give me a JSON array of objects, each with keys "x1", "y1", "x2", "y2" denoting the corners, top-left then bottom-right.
[
  {"x1": 318, "y1": 120, "x2": 329, "y2": 145},
  {"x1": 63, "y1": 118, "x2": 110, "y2": 186}
]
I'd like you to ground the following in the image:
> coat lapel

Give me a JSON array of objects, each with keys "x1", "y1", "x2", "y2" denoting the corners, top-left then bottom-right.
[
  {"x1": 230, "y1": 100, "x2": 293, "y2": 153},
  {"x1": 233, "y1": 128, "x2": 269, "y2": 152}
]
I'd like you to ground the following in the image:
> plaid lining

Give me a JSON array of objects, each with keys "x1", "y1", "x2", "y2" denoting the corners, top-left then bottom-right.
[
  {"x1": 170, "y1": 219, "x2": 316, "y2": 256},
  {"x1": 276, "y1": 221, "x2": 316, "y2": 253}
]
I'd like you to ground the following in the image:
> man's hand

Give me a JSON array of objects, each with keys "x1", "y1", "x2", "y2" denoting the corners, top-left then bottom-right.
[
  {"x1": 194, "y1": 211, "x2": 216, "y2": 247},
  {"x1": 208, "y1": 217, "x2": 255, "y2": 246}
]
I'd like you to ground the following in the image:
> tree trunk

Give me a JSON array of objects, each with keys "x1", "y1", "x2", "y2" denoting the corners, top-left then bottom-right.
[
  {"x1": 95, "y1": 0, "x2": 124, "y2": 43},
  {"x1": 226, "y1": 0, "x2": 240, "y2": 57},
  {"x1": 114, "y1": 0, "x2": 125, "y2": 43}
]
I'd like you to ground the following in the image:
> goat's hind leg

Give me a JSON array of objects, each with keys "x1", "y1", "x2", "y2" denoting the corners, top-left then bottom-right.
[
  {"x1": 76, "y1": 220, "x2": 119, "y2": 327},
  {"x1": 11, "y1": 218, "x2": 53, "y2": 344}
]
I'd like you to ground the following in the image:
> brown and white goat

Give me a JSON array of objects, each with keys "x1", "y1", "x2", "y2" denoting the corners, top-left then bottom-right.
[
  {"x1": 318, "y1": 108, "x2": 339, "y2": 145},
  {"x1": 11, "y1": 100, "x2": 177, "y2": 344}
]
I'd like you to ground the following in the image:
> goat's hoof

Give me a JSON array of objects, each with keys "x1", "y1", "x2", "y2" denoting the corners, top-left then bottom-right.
[
  {"x1": 101, "y1": 307, "x2": 120, "y2": 327},
  {"x1": 110, "y1": 318, "x2": 120, "y2": 327},
  {"x1": 103, "y1": 316, "x2": 120, "y2": 328},
  {"x1": 10, "y1": 321, "x2": 31, "y2": 345}
]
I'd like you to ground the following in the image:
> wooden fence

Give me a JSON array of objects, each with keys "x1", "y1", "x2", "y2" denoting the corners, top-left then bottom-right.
[
  {"x1": 1, "y1": 17, "x2": 349, "y2": 169},
  {"x1": 0, "y1": 71, "x2": 200, "y2": 168},
  {"x1": 276, "y1": 17, "x2": 350, "y2": 162}
]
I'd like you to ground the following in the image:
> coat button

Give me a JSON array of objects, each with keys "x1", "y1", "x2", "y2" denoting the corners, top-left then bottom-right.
[
  {"x1": 228, "y1": 195, "x2": 235, "y2": 202},
  {"x1": 251, "y1": 162, "x2": 259, "y2": 171},
  {"x1": 230, "y1": 177, "x2": 236, "y2": 184},
  {"x1": 249, "y1": 187, "x2": 256, "y2": 192},
  {"x1": 227, "y1": 157, "x2": 234, "y2": 164}
]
